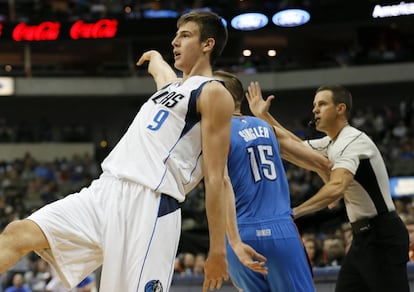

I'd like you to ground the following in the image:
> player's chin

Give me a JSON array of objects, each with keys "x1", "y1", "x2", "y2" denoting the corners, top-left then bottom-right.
[
  {"x1": 315, "y1": 122, "x2": 323, "y2": 131},
  {"x1": 173, "y1": 60, "x2": 183, "y2": 70}
]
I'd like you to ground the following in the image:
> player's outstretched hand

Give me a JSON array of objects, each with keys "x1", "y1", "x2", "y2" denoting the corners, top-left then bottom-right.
[
  {"x1": 136, "y1": 50, "x2": 161, "y2": 67},
  {"x1": 245, "y1": 81, "x2": 274, "y2": 118},
  {"x1": 233, "y1": 241, "x2": 268, "y2": 275},
  {"x1": 203, "y1": 252, "x2": 229, "y2": 292},
  {"x1": 136, "y1": 50, "x2": 177, "y2": 90}
]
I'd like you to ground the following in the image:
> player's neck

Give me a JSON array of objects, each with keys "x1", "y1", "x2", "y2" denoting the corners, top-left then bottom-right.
[
  {"x1": 328, "y1": 121, "x2": 349, "y2": 142},
  {"x1": 182, "y1": 60, "x2": 212, "y2": 81}
]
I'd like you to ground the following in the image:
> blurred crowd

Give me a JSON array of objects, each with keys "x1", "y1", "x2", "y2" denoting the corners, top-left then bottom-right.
[
  {"x1": 0, "y1": 118, "x2": 91, "y2": 143},
  {"x1": 174, "y1": 252, "x2": 206, "y2": 279},
  {"x1": 0, "y1": 97, "x2": 413, "y2": 290},
  {"x1": 227, "y1": 27, "x2": 414, "y2": 75},
  {"x1": 0, "y1": 152, "x2": 100, "y2": 291},
  {"x1": 0, "y1": 256, "x2": 97, "y2": 292}
]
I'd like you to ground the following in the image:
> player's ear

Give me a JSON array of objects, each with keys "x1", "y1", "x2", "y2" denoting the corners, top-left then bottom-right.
[
  {"x1": 337, "y1": 103, "x2": 346, "y2": 115},
  {"x1": 202, "y1": 37, "x2": 215, "y2": 53}
]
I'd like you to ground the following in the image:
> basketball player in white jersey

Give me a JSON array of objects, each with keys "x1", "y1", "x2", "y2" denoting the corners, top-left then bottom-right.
[
  {"x1": 139, "y1": 51, "x2": 334, "y2": 291},
  {"x1": 0, "y1": 11, "x2": 241, "y2": 292}
]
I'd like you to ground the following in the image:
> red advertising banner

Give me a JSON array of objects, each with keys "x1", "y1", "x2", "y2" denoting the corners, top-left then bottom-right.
[
  {"x1": 0, "y1": 18, "x2": 176, "y2": 42},
  {"x1": 10, "y1": 19, "x2": 118, "y2": 42}
]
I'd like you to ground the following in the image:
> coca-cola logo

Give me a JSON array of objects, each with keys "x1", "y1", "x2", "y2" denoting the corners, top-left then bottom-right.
[
  {"x1": 12, "y1": 21, "x2": 60, "y2": 41},
  {"x1": 10, "y1": 19, "x2": 118, "y2": 42},
  {"x1": 70, "y1": 19, "x2": 118, "y2": 40}
]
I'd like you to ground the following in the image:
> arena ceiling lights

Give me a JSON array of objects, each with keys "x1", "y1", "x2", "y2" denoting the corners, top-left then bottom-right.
[
  {"x1": 272, "y1": 9, "x2": 311, "y2": 27},
  {"x1": 231, "y1": 13, "x2": 268, "y2": 31},
  {"x1": 143, "y1": 9, "x2": 178, "y2": 18},
  {"x1": 231, "y1": 9, "x2": 310, "y2": 31}
]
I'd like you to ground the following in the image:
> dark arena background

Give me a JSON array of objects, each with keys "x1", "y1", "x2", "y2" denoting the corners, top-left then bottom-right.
[{"x1": 0, "y1": 0, "x2": 414, "y2": 291}]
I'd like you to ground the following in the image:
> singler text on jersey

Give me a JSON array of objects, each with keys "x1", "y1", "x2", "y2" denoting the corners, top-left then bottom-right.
[{"x1": 238, "y1": 126, "x2": 270, "y2": 142}]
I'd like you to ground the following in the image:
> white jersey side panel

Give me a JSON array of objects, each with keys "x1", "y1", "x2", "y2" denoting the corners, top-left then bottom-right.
[{"x1": 101, "y1": 76, "x2": 213, "y2": 202}]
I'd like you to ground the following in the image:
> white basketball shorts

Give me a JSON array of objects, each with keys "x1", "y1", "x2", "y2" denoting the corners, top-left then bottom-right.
[{"x1": 28, "y1": 173, "x2": 181, "y2": 292}]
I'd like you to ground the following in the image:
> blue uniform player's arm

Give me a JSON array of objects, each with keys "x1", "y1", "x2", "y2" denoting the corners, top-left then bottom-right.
[
  {"x1": 246, "y1": 81, "x2": 331, "y2": 182},
  {"x1": 224, "y1": 166, "x2": 268, "y2": 275}
]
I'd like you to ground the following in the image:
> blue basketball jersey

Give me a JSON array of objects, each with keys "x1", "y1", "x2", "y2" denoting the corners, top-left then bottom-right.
[
  {"x1": 227, "y1": 115, "x2": 315, "y2": 292},
  {"x1": 227, "y1": 115, "x2": 292, "y2": 221}
]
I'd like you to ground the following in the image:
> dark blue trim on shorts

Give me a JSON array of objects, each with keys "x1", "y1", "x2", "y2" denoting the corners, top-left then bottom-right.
[{"x1": 158, "y1": 193, "x2": 180, "y2": 217}]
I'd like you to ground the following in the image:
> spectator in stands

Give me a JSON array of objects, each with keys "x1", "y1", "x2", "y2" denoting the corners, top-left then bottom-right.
[
  {"x1": 0, "y1": 118, "x2": 14, "y2": 142},
  {"x1": 395, "y1": 198, "x2": 410, "y2": 221},
  {"x1": 392, "y1": 120, "x2": 408, "y2": 139},
  {"x1": 403, "y1": 217, "x2": 414, "y2": 262},
  {"x1": 319, "y1": 235, "x2": 346, "y2": 267},
  {"x1": 406, "y1": 200, "x2": 414, "y2": 220},
  {"x1": 180, "y1": 253, "x2": 195, "y2": 277},
  {"x1": 173, "y1": 253, "x2": 185, "y2": 276},
  {"x1": 339, "y1": 222, "x2": 353, "y2": 254},
  {"x1": 301, "y1": 233, "x2": 323, "y2": 267},
  {"x1": 4, "y1": 273, "x2": 31, "y2": 292},
  {"x1": 45, "y1": 266, "x2": 96, "y2": 292},
  {"x1": 24, "y1": 258, "x2": 51, "y2": 292},
  {"x1": 193, "y1": 253, "x2": 206, "y2": 277}
]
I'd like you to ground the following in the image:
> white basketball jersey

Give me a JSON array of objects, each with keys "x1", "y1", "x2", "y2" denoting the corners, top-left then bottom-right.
[{"x1": 101, "y1": 76, "x2": 214, "y2": 202}]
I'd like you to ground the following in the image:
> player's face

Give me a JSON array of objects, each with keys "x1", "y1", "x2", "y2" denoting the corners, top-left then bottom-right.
[
  {"x1": 171, "y1": 21, "x2": 204, "y2": 73},
  {"x1": 312, "y1": 90, "x2": 338, "y2": 132}
]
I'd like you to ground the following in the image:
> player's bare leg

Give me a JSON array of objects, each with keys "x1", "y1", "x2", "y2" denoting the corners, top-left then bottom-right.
[{"x1": 0, "y1": 219, "x2": 49, "y2": 272}]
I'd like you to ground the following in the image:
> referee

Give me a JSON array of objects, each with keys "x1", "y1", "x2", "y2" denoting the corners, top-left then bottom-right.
[{"x1": 247, "y1": 83, "x2": 410, "y2": 292}]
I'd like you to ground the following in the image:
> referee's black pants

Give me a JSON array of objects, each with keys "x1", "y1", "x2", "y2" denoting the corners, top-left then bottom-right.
[{"x1": 335, "y1": 211, "x2": 410, "y2": 292}]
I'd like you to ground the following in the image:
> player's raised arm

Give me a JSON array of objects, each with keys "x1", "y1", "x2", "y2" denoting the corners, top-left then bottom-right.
[
  {"x1": 247, "y1": 81, "x2": 331, "y2": 181},
  {"x1": 246, "y1": 81, "x2": 302, "y2": 143},
  {"x1": 136, "y1": 50, "x2": 179, "y2": 90},
  {"x1": 276, "y1": 128, "x2": 331, "y2": 182}
]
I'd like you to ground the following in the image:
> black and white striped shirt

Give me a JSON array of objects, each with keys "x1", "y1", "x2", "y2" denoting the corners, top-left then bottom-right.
[{"x1": 305, "y1": 125, "x2": 395, "y2": 222}]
